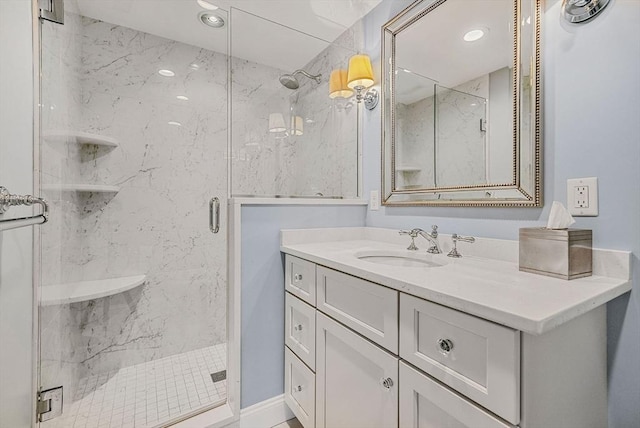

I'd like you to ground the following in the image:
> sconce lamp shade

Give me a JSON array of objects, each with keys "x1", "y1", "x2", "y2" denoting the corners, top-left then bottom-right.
[
  {"x1": 347, "y1": 54, "x2": 374, "y2": 89},
  {"x1": 290, "y1": 116, "x2": 304, "y2": 136},
  {"x1": 268, "y1": 113, "x2": 286, "y2": 133},
  {"x1": 329, "y1": 69, "x2": 354, "y2": 99}
]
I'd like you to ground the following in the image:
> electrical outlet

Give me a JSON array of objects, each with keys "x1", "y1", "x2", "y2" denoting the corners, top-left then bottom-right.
[
  {"x1": 575, "y1": 186, "x2": 589, "y2": 208},
  {"x1": 567, "y1": 177, "x2": 598, "y2": 216},
  {"x1": 369, "y1": 190, "x2": 379, "y2": 211}
]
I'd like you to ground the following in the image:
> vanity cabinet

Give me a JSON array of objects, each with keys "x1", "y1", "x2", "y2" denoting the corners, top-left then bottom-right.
[
  {"x1": 283, "y1": 254, "x2": 608, "y2": 428},
  {"x1": 399, "y1": 362, "x2": 512, "y2": 428},
  {"x1": 316, "y1": 312, "x2": 398, "y2": 428}
]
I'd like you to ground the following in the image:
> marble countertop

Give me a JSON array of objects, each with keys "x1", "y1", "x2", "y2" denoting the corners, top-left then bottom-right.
[{"x1": 280, "y1": 228, "x2": 632, "y2": 335}]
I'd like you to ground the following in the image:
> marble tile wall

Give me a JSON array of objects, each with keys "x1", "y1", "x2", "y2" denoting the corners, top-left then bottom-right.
[
  {"x1": 230, "y1": 19, "x2": 359, "y2": 198},
  {"x1": 289, "y1": 29, "x2": 359, "y2": 198},
  {"x1": 396, "y1": 98, "x2": 435, "y2": 189},
  {"x1": 39, "y1": 12, "x2": 228, "y2": 406},
  {"x1": 435, "y1": 75, "x2": 488, "y2": 187},
  {"x1": 396, "y1": 74, "x2": 489, "y2": 189}
]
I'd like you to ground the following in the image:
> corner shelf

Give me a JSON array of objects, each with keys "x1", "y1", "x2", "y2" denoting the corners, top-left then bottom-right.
[
  {"x1": 40, "y1": 275, "x2": 147, "y2": 306},
  {"x1": 396, "y1": 166, "x2": 421, "y2": 172},
  {"x1": 43, "y1": 131, "x2": 119, "y2": 148},
  {"x1": 43, "y1": 184, "x2": 121, "y2": 193}
]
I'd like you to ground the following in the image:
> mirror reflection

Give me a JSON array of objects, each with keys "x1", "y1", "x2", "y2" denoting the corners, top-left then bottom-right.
[
  {"x1": 395, "y1": 0, "x2": 513, "y2": 189},
  {"x1": 383, "y1": 0, "x2": 541, "y2": 206}
]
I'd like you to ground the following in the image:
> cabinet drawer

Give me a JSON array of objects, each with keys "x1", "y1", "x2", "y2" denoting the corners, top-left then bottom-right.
[
  {"x1": 400, "y1": 294, "x2": 520, "y2": 425},
  {"x1": 399, "y1": 362, "x2": 514, "y2": 428},
  {"x1": 285, "y1": 255, "x2": 316, "y2": 306},
  {"x1": 316, "y1": 312, "x2": 398, "y2": 428},
  {"x1": 285, "y1": 346, "x2": 315, "y2": 428},
  {"x1": 316, "y1": 266, "x2": 398, "y2": 353},
  {"x1": 285, "y1": 292, "x2": 316, "y2": 370}
]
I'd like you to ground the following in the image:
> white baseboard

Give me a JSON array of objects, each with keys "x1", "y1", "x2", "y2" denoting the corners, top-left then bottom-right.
[{"x1": 239, "y1": 395, "x2": 294, "y2": 428}]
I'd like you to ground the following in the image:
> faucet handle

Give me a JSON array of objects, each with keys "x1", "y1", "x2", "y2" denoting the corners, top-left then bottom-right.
[
  {"x1": 430, "y1": 225, "x2": 438, "y2": 237},
  {"x1": 399, "y1": 229, "x2": 419, "y2": 250},
  {"x1": 448, "y1": 233, "x2": 475, "y2": 258},
  {"x1": 453, "y1": 233, "x2": 475, "y2": 244}
]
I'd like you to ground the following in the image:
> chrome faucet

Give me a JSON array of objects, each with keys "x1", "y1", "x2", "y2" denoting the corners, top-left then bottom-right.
[
  {"x1": 448, "y1": 233, "x2": 475, "y2": 258},
  {"x1": 399, "y1": 225, "x2": 442, "y2": 254}
]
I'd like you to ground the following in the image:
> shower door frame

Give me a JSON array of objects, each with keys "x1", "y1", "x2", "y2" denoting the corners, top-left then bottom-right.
[{"x1": 30, "y1": 0, "x2": 241, "y2": 426}]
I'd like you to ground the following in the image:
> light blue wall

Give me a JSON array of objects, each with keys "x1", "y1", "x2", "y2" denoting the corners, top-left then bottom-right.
[
  {"x1": 240, "y1": 204, "x2": 366, "y2": 408},
  {"x1": 362, "y1": 0, "x2": 640, "y2": 426}
]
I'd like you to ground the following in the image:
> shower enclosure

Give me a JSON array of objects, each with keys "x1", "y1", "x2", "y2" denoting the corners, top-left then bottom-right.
[
  {"x1": 37, "y1": 1, "x2": 229, "y2": 427},
  {"x1": 25, "y1": 0, "x2": 362, "y2": 426}
]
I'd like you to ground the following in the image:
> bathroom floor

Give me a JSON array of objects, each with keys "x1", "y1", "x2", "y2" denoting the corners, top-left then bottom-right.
[{"x1": 44, "y1": 343, "x2": 227, "y2": 428}]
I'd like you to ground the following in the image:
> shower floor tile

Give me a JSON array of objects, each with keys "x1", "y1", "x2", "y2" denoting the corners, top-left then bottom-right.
[{"x1": 45, "y1": 344, "x2": 227, "y2": 428}]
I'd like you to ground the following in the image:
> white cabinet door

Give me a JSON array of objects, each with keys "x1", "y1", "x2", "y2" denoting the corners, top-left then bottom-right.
[
  {"x1": 399, "y1": 362, "x2": 514, "y2": 428},
  {"x1": 316, "y1": 312, "x2": 398, "y2": 428},
  {"x1": 285, "y1": 255, "x2": 317, "y2": 306},
  {"x1": 285, "y1": 347, "x2": 316, "y2": 428},
  {"x1": 285, "y1": 292, "x2": 316, "y2": 370}
]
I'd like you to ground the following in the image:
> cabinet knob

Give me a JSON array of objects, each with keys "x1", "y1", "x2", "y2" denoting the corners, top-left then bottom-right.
[
  {"x1": 438, "y1": 338, "x2": 454, "y2": 354},
  {"x1": 295, "y1": 385, "x2": 303, "y2": 392},
  {"x1": 294, "y1": 324, "x2": 303, "y2": 331},
  {"x1": 381, "y1": 377, "x2": 394, "y2": 389},
  {"x1": 294, "y1": 274, "x2": 303, "y2": 281}
]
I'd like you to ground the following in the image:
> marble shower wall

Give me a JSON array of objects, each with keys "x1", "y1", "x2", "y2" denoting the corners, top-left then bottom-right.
[
  {"x1": 435, "y1": 75, "x2": 489, "y2": 187},
  {"x1": 39, "y1": 12, "x2": 228, "y2": 401},
  {"x1": 396, "y1": 73, "x2": 491, "y2": 189},
  {"x1": 231, "y1": 18, "x2": 359, "y2": 198}
]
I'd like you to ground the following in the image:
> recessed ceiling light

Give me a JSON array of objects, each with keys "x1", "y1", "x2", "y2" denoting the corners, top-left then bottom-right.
[
  {"x1": 176, "y1": 95, "x2": 189, "y2": 101},
  {"x1": 463, "y1": 29, "x2": 486, "y2": 42},
  {"x1": 197, "y1": 0, "x2": 219, "y2": 10},
  {"x1": 189, "y1": 63, "x2": 200, "y2": 70},
  {"x1": 168, "y1": 121, "x2": 182, "y2": 126},
  {"x1": 158, "y1": 69, "x2": 175, "y2": 77},
  {"x1": 199, "y1": 12, "x2": 225, "y2": 28}
]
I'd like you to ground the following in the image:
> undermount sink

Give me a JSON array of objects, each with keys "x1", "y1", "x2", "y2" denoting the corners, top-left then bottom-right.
[{"x1": 355, "y1": 250, "x2": 446, "y2": 268}]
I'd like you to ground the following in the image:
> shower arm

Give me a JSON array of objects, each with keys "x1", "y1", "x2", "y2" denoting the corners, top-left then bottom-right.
[{"x1": 291, "y1": 69, "x2": 322, "y2": 84}]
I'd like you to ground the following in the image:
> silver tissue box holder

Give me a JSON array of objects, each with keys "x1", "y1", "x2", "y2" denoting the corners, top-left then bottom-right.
[{"x1": 519, "y1": 228, "x2": 592, "y2": 280}]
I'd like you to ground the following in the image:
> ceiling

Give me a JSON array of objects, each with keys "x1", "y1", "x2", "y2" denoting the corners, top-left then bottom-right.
[{"x1": 74, "y1": 0, "x2": 382, "y2": 72}]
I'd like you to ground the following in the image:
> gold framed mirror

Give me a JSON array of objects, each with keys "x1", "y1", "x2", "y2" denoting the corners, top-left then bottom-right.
[{"x1": 381, "y1": 0, "x2": 542, "y2": 207}]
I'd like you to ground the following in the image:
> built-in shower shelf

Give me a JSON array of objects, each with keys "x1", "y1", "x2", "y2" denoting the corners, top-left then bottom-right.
[
  {"x1": 396, "y1": 166, "x2": 421, "y2": 172},
  {"x1": 40, "y1": 275, "x2": 147, "y2": 306},
  {"x1": 43, "y1": 184, "x2": 121, "y2": 193},
  {"x1": 43, "y1": 131, "x2": 119, "y2": 148}
]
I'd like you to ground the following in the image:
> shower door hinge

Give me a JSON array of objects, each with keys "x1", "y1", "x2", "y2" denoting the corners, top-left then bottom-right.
[
  {"x1": 39, "y1": 0, "x2": 64, "y2": 25},
  {"x1": 37, "y1": 386, "x2": 63, "y2": 422}
]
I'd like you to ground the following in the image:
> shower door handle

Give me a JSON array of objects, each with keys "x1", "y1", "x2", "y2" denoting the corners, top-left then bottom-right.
[
  {"x1": 0, "y1": 186, "x2": 49, "y2": 232},
  {"x1": 209, "y1": 197, "x2": 220, "y2": 234}
]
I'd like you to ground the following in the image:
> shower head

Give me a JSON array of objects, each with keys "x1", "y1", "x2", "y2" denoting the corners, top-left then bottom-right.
[{"x1": 279, "y1": 69, "x2": 322, "y2": 90}]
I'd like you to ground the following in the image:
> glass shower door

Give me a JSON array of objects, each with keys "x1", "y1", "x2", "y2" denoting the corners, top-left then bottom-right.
[{"x1": 37, "y1": 2, "x2": 229, "y2": 427}]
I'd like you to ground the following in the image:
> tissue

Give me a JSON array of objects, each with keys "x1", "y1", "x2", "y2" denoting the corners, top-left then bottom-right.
[{"x1": 546, "y1": 201, "x2": 575, "y2": 229}]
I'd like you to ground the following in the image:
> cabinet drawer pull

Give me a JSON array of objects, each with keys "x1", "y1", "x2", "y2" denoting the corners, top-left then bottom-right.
[
  {"x1": 294, "y1": 274, "x2": 303, "y2": 281},
  {"x1": 438, "y1": 338, "x2": 454, "y2": 354},
  {"x1": 294, "y1": 324, "x2": 303, "y2": 331},
  {"x1": 381, "y1": 377, "x2": 394, "y2": 389}
]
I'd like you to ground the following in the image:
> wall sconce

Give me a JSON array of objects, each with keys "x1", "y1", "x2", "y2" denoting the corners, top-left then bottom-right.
[
  {"x1": 268, "y1": 113, "x2": 286, "y2": 133},
  {"x1": 347, "y1": 54, "x2": 379, "y2": 110},
  {"x1": 329, "y1": 69, "x2": 354, "y2": 99},
  {"x1": 290, "y1": 116, "x2": 304, "y2": 136}
]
